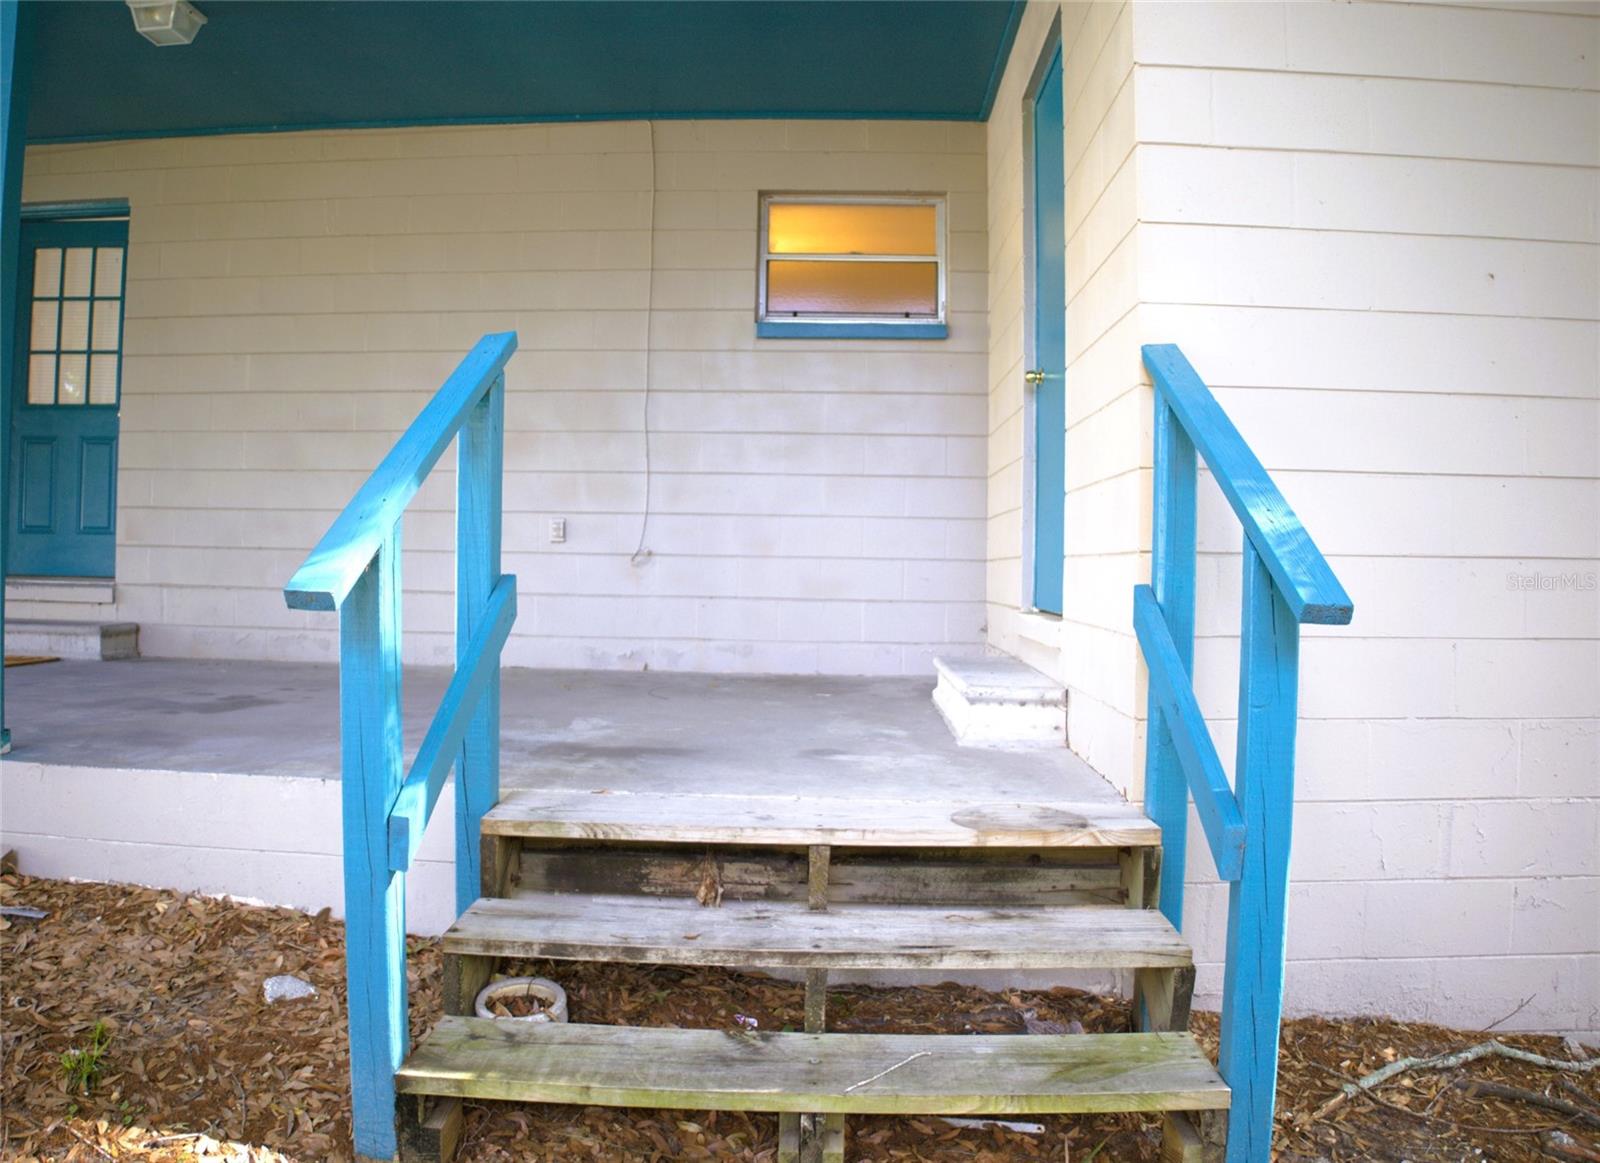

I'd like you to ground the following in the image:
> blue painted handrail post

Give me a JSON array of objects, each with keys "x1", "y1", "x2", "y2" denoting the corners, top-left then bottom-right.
[
  {"x1": 341, "y1": 531, "x2": 408, "y2": 1162},
  {"x1": 453, "y1": 376, "x2": 504, "y2": 914},
  {"x1": 1144, "y1": 391, "x2": 1197, "y2": 927},
  {"x1": 0, "y1": 0, "x2": 34, "y2": 755},
  {"x1": 284, "y1": 333, "x2": 517, "y2": 1160},
  {"x1": 1138, "y1": 344, "x2": 1352, "y2": 1163},
  {"x1": 1219, "y1": 540, "x2": 1301, "y2": 1163}
]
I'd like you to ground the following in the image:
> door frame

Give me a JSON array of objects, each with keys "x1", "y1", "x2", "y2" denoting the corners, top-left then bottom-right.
[
  {"x1": 6, "y1": 205, "x2": 130, "y2": 580},
  {"x1": 1020, "y1": 16, "x2": 1065, "y2": 616}
]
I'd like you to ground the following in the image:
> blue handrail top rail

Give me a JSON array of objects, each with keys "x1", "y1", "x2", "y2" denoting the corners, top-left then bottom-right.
[
  {"x1": 1142, "y1": 344, "x2": 1352, "y2": 626},
  {"x1": 284, "y1": 332, "x2": 518, "y2": 612}
]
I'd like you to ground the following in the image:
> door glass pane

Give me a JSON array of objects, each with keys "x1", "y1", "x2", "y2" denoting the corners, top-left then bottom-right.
[
  {"x1": 95, "y1": 248, "x2": 124, "y2": 296},
  {"x1": 30, "y1": 300, "x2": 59, "y2": 349},
  {"x1": 63, "y1": 248, "x2": 94, "y2": 297},
  {"x1": 33, "y1": 248, "x2": 61, "y2": 296},
  {"x1": 89, "y1": 354, "x2": 120, "y2": 405},
  {"x1": 91, "y1": 302, "x2": 121, "y2": 351},
  {"x1": 768, "y1": 203, "x2": 936, "y2": 256},
  {"x1": 60, "y1": 300, "x2": 90, "y2": 350},
  {"x1": 766, "y1": 260, "x2": 938, "y2": 316},
  {"x1": 58, "y1": 354, "x2": 87, "y2": 405},
  {"x1": 28, "y1": 354, "x2": 56, "y2": 404}
]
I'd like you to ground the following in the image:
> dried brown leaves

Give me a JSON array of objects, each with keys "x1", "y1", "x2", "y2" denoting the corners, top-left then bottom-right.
[{"x1": 3, "y1": 873, "x2": 1595, "y2": 1162}]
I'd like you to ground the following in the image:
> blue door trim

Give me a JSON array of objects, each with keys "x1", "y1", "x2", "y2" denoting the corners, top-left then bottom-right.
[
  {"x1": 22, "y1": 198, "x2": 131, "y2": 221},
  {"x1": 2, "y1": 0, "x2": 30, "y2": 752},
  {"x1": 1028, "y1": 41, "x2": 1066, "y2": 616},
  {"x1": 7, "y1": 215, "x2": 128, "y2": 578}
]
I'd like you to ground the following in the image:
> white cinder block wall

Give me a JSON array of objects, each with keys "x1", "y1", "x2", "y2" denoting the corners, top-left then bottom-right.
[
  {"x1": 988, "y1": 0, "x2": 1599, "y2": 1036},
  {"x1": 15, "y1": 120, "x2": 989, "y2": 674}
]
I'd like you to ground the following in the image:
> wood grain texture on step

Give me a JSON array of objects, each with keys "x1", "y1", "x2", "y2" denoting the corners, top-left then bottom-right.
[
  {"x1": 398, "y1": 1018, "x2": 1230, "y2": 1115},
  {"x1": 483, "y1": 789, "x2": 1158, "y2": 848},
  {"x1": 444, "y1": 892, "x2": 1192, "y2": 970}
]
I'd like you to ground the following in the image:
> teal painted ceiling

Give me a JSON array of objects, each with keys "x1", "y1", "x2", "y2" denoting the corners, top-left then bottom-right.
[{"x1": 26, "y1": 1, "x2": 1024, "y2": 143}]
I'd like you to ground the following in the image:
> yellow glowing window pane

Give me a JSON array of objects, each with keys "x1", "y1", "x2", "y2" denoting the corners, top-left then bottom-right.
[
  {"x1": 768, "y1": 203, "x2": 936, "y2": 256},
  {"x1": 63, "y1": 248, "x2": 94, "y2": 297},
  {"x1": 31, "y1": 300, "x2": 58, "y2": 350},
  {"x1": 90, "y1": 354, "x2": 120, "y2": 404},
  {"x1": 29, "y1": 354, "x2": 56, "y2": 404},
  {"x1": 34, "y1": 249, "x2": 61, "y2": 296},
  {"x1": 95, "y1": 248, "x2": 124, "y2": 296},
  {"x1": 766, "y1": 260, "x2": 938, "y2": 317},
  {"x1": 59, "y1": 354, "x2": 88, "y2": 405}
]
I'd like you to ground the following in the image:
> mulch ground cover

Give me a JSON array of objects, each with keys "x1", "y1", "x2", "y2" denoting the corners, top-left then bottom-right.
[{"x1": 2, "y1": 871, "x2": 1596, "y2": 1162}]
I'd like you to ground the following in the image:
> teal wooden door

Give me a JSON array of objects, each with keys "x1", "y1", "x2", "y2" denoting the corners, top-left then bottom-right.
[
  {"x1": 8, "y1": 219, "x2": 126, "y2": 578},
  {"x1": 1030, "y1": 45, "x2": 1066, "y2": 615}
]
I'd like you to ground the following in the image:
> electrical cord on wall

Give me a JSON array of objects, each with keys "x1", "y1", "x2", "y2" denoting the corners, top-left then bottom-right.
[{"x1": 629, "y1": 118, "x2": 657, "y2": 566}]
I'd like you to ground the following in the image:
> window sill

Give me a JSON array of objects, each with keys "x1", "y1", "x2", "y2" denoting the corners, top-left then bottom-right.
[{"x1": 756, "y1": 321, "x2": 948, "y2": 340}]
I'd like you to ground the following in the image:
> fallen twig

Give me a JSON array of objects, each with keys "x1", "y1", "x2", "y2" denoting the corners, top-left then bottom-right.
[
  {"x1": 1543, "y1": 1129, "x2": 1600, "y2": 1162},
  {"x1": 844, "y1": 1051, "x2": 931, "y2": 1093},
  {"x1": 1314, "y1": 1039, "x2": 1600, "y2": 1119},
  {"x1": 1454, "y1": 1078, "x2": 1600, "y2": 1131},
  {"x1": 60, "y1": 1122, "x2": 116, "y2": 1161},
  {"x1": 1351, "y1": 1084, "x2": 1544, "y2": 1136},
  {"x1": 1478, "y1": 993, "x2": 1534, "y2": 1033}
]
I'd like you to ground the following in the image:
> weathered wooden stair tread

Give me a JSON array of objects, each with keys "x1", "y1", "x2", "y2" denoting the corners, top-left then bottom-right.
[
  {"x1": 445, "y1": 893, "x2": 1191, "y2": 969},
  {"x1": 399, "y1": 1018, "x2": 1229, "y2": 1114},
  {"x1": 484, "y1": 789, "x2": 1159, "y2": 847}
]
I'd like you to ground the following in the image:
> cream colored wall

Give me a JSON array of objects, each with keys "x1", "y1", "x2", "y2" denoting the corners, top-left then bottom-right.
[
  {"x1": 986, "y1": 0, "x2": 1599, "y2": 1036},
  {"x1": 1138, "y1": 0, "x2": 1599, "y2": 1039},
  {"x1": 15, "y1": 120, "x2": 989, "y2": 673},
  {"x1": 986, "y1": 0, "x2": 1145, "y2": 794}
]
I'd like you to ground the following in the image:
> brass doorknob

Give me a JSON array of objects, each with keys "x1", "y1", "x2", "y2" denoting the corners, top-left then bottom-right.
[{"x1": 1024, "y1": 369, "x2": 1046, "y2": 385}]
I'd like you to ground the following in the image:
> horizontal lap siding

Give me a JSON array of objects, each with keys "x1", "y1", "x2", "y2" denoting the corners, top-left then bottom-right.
[
  {"x1": 1133, "y1": 0, "x2": 1600, "y2": 1035},
  {"x1": 987, "y1": 1, "x2": 1146, "y2": 792},
  {"x1": 984, "y1": 0, "x2": 1597, "y2": 1033},
  {"x1": 17, "y1": 120, "x2": 990, "y2": 674}
]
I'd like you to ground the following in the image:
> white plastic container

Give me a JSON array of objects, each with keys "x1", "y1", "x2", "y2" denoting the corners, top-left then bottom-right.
[{"x1": 474, "y1": 976, "x2": 569, "y2": 1024}]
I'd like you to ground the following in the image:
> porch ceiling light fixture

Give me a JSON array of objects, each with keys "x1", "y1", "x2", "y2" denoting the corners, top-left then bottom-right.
[{"x1": 126, "y1": 0, "x2": 208, "y2": 46}]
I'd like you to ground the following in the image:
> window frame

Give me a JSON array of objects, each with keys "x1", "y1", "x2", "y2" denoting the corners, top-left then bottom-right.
[
  {"x1": 755, "y1": 192, "x2": 948, "y2": 340},
  {"x1": 25, "y1": 242, "x2": 128, "y2": 409}
]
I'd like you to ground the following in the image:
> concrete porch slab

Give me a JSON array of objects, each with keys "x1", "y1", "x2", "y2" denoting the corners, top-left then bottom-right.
[{"x1": 0, "y1": 659, "x2": 1128, "y2": 938}]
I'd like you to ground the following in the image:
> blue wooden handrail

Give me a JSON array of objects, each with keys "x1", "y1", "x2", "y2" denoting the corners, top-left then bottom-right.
[
  {"x1": 1136, "y1": 343, "x2": 1352, "y2": 1163},
  {"x1": 285, "y1": 332, "x2": 518, "y2": 612},
  {"x1": 1132, "y1": 585, "x2": 1245, "y2": 881},
  {"x1": 1142, "y1": 344, "x2": 1352, "y2": 626},
  {"x1": 387, "y1": 572, "x2": 517, "y2": 873},
  {"x1": 283, "y1": 332, "x2": 517, "y2": 1161}
]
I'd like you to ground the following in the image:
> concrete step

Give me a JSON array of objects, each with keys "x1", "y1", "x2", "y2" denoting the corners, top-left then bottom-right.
[
  {"x1": 4, "y1": 619, "x2": 139, "y2": 661},
  {"x1": 933, "y1": 654, "x2": 1065, "y2": 747}
]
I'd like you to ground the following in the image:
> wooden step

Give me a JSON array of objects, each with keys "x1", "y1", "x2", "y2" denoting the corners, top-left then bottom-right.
[
  {"x1": 445, "y1": 892, "x2": 1191, "y2": 970},
  {"x1": 484, "y1": 789, "x2": 1159, "y2": 848},
  {"x1": 398, "y1": 1018, "x2": 1229, "y2": 1116}
]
